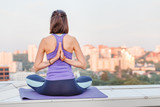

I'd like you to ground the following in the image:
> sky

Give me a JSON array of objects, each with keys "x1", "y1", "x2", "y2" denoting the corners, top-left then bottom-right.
[{"x1": 0, "y1": 0, "x2": 160, "y2": 52}]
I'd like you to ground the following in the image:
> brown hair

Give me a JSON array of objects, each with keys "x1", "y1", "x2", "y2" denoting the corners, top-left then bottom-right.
[{"x1": 50, "y1": 10, "x2": 69, "y2": 34}]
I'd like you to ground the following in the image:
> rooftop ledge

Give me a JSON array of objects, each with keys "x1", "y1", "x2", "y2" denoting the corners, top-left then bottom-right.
[{"x1": 0, "y1": 81, "x2": 160, "y2": 107}]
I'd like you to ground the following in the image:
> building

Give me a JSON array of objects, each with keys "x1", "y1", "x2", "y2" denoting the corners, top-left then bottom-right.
[
  {"x1": 110, "y1": 48, "x2": 135, "y2": 71},
  {"x1": 0, "y1": 51, "x2": 13, "y2": 66},
  {"x1": 97, "y1": 45, "x2": 112, "y2": 71},
  {"x1": 98, "y1": 45, "x2": 111, "y2": 58},
  {"x1": 0, "y1": 51, "x2": 23, "y2": 73},
  {"x1": 13, "y1": 50, "x2": 21, "y2": 54},
  {"x1": 86, "y1": 45, "x2": 113, "y2": 72},
  {"x1": 155, "y1": 45, "x2": 160, "y2": 53},
  {"x1": 109, "y1": 58, "x2": 119, "y2": 72},
  {"x1": 110, "y1": 47, "x2": 122, "y2": 56},
  {"x1": 127, "y1": 46, "x2": 145, "y2": 58},
  {"x1": 89, "y1": 48, "x2": 99, "y2": 72},
  {"x1": 14, "y1": 50, "x2": 28, "y2": 54},
  {"x1": 81, "y1": 44, "x2": 95, "y2": 56},
  {"x1": 28, "y1": 45, "x2": 47, "y2": 62},
  {"x1": 133, "y1": 63, "x2": 156, "y2": 71},
  {"x1": 28, "y1": 45, "x2": 37, "y2": 62},
  {"x1": 132, "y1": 70, "x2": 146, "y2": 75},
  {"x1": 120, "y1": 49, "x2": 135, "y2": 70},
  {"x1": 28, "y1": 45, "x2": 38, "y2": 62},
  {"x1": 146, "y1": 52, "x2": 160, "y2": 63},
  {"x1": 83, "y1": 45, "x2": 135, "y2": 73},
  {"x1": 9, "y1": 61, "x2": 23, "y2": 72},
  {"x1": 0, "y1": 66, "x2": 9, "y2": 81}
]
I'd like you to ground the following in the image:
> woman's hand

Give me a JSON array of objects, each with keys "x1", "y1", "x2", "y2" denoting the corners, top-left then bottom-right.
[
  {"x1": 49, "y1": 42, "x2": 66, "y2": 63},
  {"x1": 60, "y1": 44, "x2": 65, "y2": 61},
  {"x1": 55, "y1": 42, "x2": 62, "y2": 60},
  {"x1": 49, "y1": 42, "x2": 61, "y2": 63},
  {"x1": 30, "y1": 66, "x2": 36, "y2": 72}
]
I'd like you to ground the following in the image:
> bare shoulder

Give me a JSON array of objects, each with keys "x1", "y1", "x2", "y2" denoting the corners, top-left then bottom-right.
[
  {"x1": 65, "y1": 34, "x2": 77, "y2": 42},
  {"x1": 66, "y1": 35, "x2": 80, "y2": 50},
  {"x1": 65, "y1": 34, "x2": 75, "y2": 39},
  {"x1": 43, "y1": 35, "x2": 56, "y2": 41},
  {"x1": 44, "y1": 35, "x2": 54, "y2": 39}
]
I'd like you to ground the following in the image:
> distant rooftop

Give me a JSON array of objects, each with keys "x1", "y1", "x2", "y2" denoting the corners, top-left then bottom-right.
[
  {"x1": 0, "y1": 65, "x2": 9, "y2": 67},
  {"x1": 0, "y1": 81, "x2": 160, "y2": 107}
]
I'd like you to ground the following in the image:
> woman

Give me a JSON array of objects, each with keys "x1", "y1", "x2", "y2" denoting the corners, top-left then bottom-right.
[{"x1": 26, "y1": 10, "x2": 92, "y2": 96}]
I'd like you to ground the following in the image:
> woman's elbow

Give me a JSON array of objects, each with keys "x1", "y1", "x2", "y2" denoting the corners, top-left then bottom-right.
[{"x1": 81, "y1": 62, "x2": 87, "y2": 69}]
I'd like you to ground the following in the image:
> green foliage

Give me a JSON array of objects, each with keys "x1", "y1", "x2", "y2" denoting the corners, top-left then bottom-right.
[
  {"x1": 149, "y1": 73, "x2": 160, "y2": 84},
  {"x1": 92, "y1": 79, "x2": 107, "y2": 86},
  {"x1": 100, "y1": 71, "x2": 108, "y2": 81},
  {"x1": 121, "y1": 68, "x2": 133, "y2": 78},
  {"x1": 77, "y1": 67, "x2": 160, "y2": 86},
  {"x1": 123, "y1": 78, "x2": 148, "y2": 85},
  {"x1": 79, "y1": 70, "x2": 99, "y2": 79},
  {"x1": 108, "y1": 78, "x2": 124, "y2": 85},
  {"x1": 13, "y1": 54, "x2": 34, "y2": 71},
  {"x1": 155, "y1": 62, "x2": 160, "y2": 71},
  {"x1": 138, "y1": 75, "x2": 150, "y2": 82}
]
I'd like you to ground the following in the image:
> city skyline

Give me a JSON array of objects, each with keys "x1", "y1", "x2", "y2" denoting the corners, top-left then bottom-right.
[
  {"x1": 1, "y1": 43, "x2": 159, "y2": 74},
  {"x1": 0, "y1": 43, "x2": 159, "y2": 53},
  {"x1": 0, "y1": 0, "x2": 160, "y2": 52}
]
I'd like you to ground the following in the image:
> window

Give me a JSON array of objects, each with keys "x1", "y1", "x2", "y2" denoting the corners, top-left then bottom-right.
[
  {"x1": 5, "y1": 77, "x2": 9, "y2": 79},
  {"x1": 0, "y1": 68, "x2": 3, "y2": 71},
  {"x1": 5, "y1": 68, "x2": 9, "y2": 71},
  {"x1": 0, "y1": 77, "x2": 3, "y2": 79},
  {"x1": 5, "y1": 72, "x2": 8, "y2": 75},
  {"x1": 0, "y1": 73, "x2": 3, "y2": 75}
]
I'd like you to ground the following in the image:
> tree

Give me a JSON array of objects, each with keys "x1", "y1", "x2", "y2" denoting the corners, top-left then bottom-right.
[
  {"x1": 100, "y1": 71, "x2": 108, "y2": 81},
  {"x1": 124, "y1": 78, "x2": 148, "y2": 85},
  {"x1": 149, "y1": 73, "x2": 160, "y2": 84},
  {"x1": 138, "y1": 75, "x2": 150, "y2": 82},
  {"x1": 108, "y1": 78, "x2": 124, "y2": 85},
  {"x1": 155, "y1": 62, "x2": 160, "y2": 71},
  {"x1": 13, "y1": 54, "x2": 34, "y2": 71}
]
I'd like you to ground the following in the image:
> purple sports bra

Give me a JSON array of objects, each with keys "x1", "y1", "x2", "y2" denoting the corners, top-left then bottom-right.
[{"x1": 46, "y1": 34, "x2": 75, "y2": 80}]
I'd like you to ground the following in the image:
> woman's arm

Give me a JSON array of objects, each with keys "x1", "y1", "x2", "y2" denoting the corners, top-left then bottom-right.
[
  {"x1": 62, "y1": 37, "x2": 86, "y2": 69},
  {"x1": 64, "y1": 57, "x2": 86, "y2": 69},
  {"x1": 33, "y1": 39, "x2": 61, "y2": 72}
]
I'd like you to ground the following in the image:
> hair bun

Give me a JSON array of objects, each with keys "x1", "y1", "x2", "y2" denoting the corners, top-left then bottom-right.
[{"x1": 53, "y1": 11, "x2": 66, "y2": 17}]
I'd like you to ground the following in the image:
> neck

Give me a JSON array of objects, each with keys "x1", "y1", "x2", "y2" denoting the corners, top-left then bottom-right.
[{"x1": 56, "y1": 33, "x2": 63, "y2": 36}]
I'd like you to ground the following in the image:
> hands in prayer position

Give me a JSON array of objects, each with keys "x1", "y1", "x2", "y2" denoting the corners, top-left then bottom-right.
[{"x1": 50, "y1": 42, "x2": 65, "y2": 64}]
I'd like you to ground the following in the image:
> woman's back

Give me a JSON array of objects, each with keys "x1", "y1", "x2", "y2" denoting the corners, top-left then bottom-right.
[
  {"x1": 44, "y1": 34, "x2": 74, "y2": 55},
  {"x1": 45, "y1": 34, "x2": 75, "y2": 80}
]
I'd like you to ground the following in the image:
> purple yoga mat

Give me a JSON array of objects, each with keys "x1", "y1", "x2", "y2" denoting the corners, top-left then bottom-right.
[{"x1": 19, "y1": 86, "x2": 108, "y2": 100}]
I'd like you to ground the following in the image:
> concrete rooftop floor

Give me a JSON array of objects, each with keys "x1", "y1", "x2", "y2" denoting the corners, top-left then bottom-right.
[{"x1": 0, "y1": 81, "x2": 160, "y2": 107}]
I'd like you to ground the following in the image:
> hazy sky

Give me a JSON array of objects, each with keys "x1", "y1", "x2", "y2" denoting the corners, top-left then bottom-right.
[{"x1": 0, "y1": 0, "x2": 160, "y2": 52}]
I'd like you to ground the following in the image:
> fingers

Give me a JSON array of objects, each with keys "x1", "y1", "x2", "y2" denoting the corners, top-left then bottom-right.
[
  {"x1": 56, "y1": 42, "x2": 62, "y2": 58},
  {"x1": 58, "y1": 42, "x2": 62, "y2": 52},
  {"x1": 57, "y1": 42, "x2": 65, "y2": 61},
  {"x1": 60, "y1": 48, "x2": 64, "y2": 60}
]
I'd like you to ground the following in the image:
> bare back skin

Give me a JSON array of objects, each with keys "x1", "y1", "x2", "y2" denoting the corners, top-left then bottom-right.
[{"x1": 44, "y1": 34, "x2": 74, "y2": 54}]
